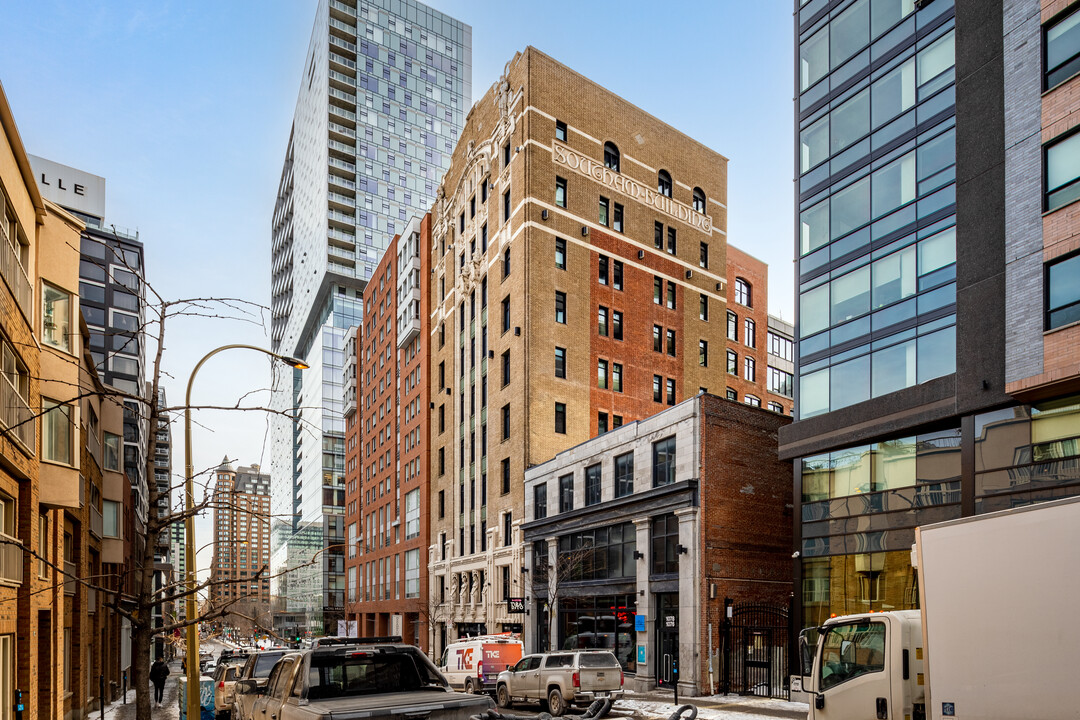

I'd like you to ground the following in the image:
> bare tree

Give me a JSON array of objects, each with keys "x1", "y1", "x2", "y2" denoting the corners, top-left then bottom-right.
[{"x1": 531, "y1": 541, "x2": 595, "y2": 651}]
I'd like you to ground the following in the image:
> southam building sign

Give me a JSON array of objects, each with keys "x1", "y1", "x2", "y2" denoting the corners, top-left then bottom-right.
[{"x1": 551, "y1": 141, "x2": 713, "y2": 234}]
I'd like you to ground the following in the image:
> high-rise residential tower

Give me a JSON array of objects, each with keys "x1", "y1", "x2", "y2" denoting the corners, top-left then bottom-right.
[
  {"x1": 270, "y1": 0, "x2": 470, "y2": 636},
  {"x1": 783, "y1": 0, "x2": 1080, "y2": 630}
]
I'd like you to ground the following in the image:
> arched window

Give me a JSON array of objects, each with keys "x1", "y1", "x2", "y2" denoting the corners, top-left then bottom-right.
[
  {"x1": 604, "y1": 142, "x2": 620, "y2": 172},
  {"x1": 658, "y1": 170, "x2": 672, "y2": 197},
  {"x1": 693, "y1": 187, "x2": 706, "y2": 213},
  {"x1": 735, "y1": 278, "x2": 752, "y2": 307}
]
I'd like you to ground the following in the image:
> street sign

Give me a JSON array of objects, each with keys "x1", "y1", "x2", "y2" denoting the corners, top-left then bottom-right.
[{"x1": 508, "y1": 597, "x2": 526, "y2": 613}]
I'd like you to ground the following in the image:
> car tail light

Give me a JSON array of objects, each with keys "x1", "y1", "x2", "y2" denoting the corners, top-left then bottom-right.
[
  {"x1": 572, "y1": 672, "x2": 580, "y2": 688},
  {"x1": 218, "y1": 681, "x2": 225, "y2": 689},
  {"x1": 620, "y1": 671, "x2": 624, "y2": 686},
  {"x1": 477, "y1": 659, "x2": 483, "y2": 679}
]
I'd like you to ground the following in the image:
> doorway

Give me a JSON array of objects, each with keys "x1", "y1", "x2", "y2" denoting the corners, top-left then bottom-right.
[{"x1": 654, "y1": 594, "x2": 678, "y2": 687}]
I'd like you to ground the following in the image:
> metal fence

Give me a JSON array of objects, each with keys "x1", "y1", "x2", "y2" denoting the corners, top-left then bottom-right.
[{"x1": 720, "y1": 601, "x2": 792, "y2": 700}]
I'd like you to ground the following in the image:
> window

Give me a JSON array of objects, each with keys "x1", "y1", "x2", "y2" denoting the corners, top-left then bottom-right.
[
  {"x1": 604, "y1": 142, "x2": 620, "y2": 171},
  {"x1": 1048, "y1": 253, "x2": 1080, "y2": 329},
  {"x1": 502, "y1": 404, "x2": 511, "y2": 440},
  {"x1": 768, "y1": 401, "x2": 785, "y2": 414},
  {"x1": 598, "y1": 306, "x2": 609, "y2": 337},
  {"x1": 103, "y1": 500, "x2": 120, "y2": 538},
  {"x1": 613, "y1": 363, "x2": 623, "y2": 392},
  {"x1": 555, "y1": 402, "x2": 566, "y2": 434},
  {"x1": 503, "y1": 247, "x2": 511, "y2": 278},
  {"x1": 1046, "y1": 7, "x2": 1080, "y2": 90},
  {"x1": 653, "y1": 325, "x2": 663, "y2": 352},
  {"x1": 558, "y1": 474, "x2": 574, "y2": 513},
  {"x1": 727, "y1": 311, "x2": 738, "y2": 341},
  {"x1": 598, "y1": 411, "x2": 609, "y2": 435},
  {"x1": 652, "y1": 436, "x2": 677, "y2": 486},
  {"x1": 555, "y1": 291, "x2": 566, "y2": 323},
  {"x1": 693, "y1": 187, "x2": 706, "y2": 213},
  {"x1": 38, "y1": 514, "x2": 48, "y2": 578},
  {"x1": 504, "y1": 142, "x2": 511, "y2": 168},
  {"x1": 503, "y1": 511, "x2": 514, "y2": 550},
  {"x1": 699, "y1": 340, "x2": 708, "y2": 367},
  {"x1": 651, "y1": 513, "x2": 680, "y2": 575},
  {"x1": 819, "y1": 621, "x2": 887, "y2": 691},
  {"x1": 555, "y1": 119, "x2": 567, "y2": 142},
  {"x1": 657, "y1": 170, "x2": 672, "y2": 197},
  {"x1": 555, "y1": 237, "x2": 566, "y2": 269},
  {"x1": 502, "y1": 350, "x2": 510, "y2": 387},
  {"x1": 745, "y1": 319, "x2": 756, "y2": 348},
  {"x1": 103, "y1": 432, "x2": 120, "y2": 471},
  {"x1": 599, "y1": 255, "x2": 609, "y2": 285},
  {"x1": 654, "y1": 221, "x2": 664, "y2": 249},
  {"x1": 613, "y1": 311, "x2": 623, "y2": 341},
  {"x1": 613, "y1": 203, "x2": 623, "y2": 233},
  {"x1": 615, "y1": 452, "x2": 634, "y2": 498},
  {"x1": 470, "y1": 195, "x2": 476, "y2": 218},
  {"x1": 502, "y1": 458, "x2": 511, "y2": 494},
  {"x1": 735, "y1": 278, "x2": 751, "y2": 306},
  {"x1": 504, "y1": 189, "x2": 511, "y2": 224},
  {"x1": 653, "y1": 375, "x2": 663, "y2": 403},
  {"x1": 481, "y1": 180, "x2": 488, "y2": 203},
  {"x1": 438, "y1": 490, "x2": 445, "y2": 519},
  {"x1": 599, "y1": 196, "x2": 609, "y2": 226},
  {"x1": 597, "y1": 359, "x2": 608, "y2": 389},
  {"x1": 653, "y1": 277, "x2": 663, "y2": 304},
  {"x1": 613, "y1": 261, "x2": 623, "y2": 290},
  {"x1": 42, "y1": 283, "x2": 72, "y2": 352},
  {"x1": 666, "y1": 378, "x2": 675, "y2": 406},
  {"x1": 699, "y1": 294, "x2": 709, "y2": 321},
  {"x1": 726, "y1": 388, "x2": 738, "y2": 401},
  {"x1": 768, "y1": 366, "x2": 794, "y2": 397},
  {"x1": 555, "y1": 347, "x2": 567, "y2": 378},
  {"x1": 727, "y1": 350, "x2": 738, "y2": 375},
  {"x1": 745, "y1": 356, "x2": 756, "y2": 382},
  {"x1": 1046, "y1": 131, "x2": 1080, "y2": 212},
  {"x1": 613, "y1": 415, "x2": 623, "y2": 429},
  {"x1": 666, "y1": 227, "x2": 677, "y2": 255},
  {"x1": 404, "y1": 489, "x2": 420, "y2": 539},
  {"x1": 585, "y1": 464, "x2": 602, "y2": 506},
  {"x1": 439, "y1": 447, "x2": 445, "y2": 475},
  {"x1": 555, "y1": 176, "x2": 567, "y2": 208},
  {"x1": 405, "y1": 549, "x2": 420, "y2": 598},
  {"x1": 666, "y1": 281, "x2": 676, "y2": 309},
  {"x1": 502, "y1": 297, "x2": 511, "y2": 333},
  {"x1": 42, "y1": 399, "x2": 73, "y2": 464},
  {"x1": 769, "y1": 331, "x2": 794, "y2": 362},
  {"x1": 699, "y1": 242, "x2": 709, "y2": 269},
  {"x1": 745, "y1": 394, "x2": 761, "y2": 407}
]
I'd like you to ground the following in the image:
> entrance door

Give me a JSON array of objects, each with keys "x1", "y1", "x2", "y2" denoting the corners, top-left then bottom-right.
[
  {"x1": 38, "y1": 611, "x2": 52, "y2": 720},
  {"x1": 654, "y1": 594, "x2": 678, "y2": 687}
]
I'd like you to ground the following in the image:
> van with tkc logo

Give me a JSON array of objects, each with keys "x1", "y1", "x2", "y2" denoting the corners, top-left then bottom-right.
[{"x1": 438, "y1": 634, "x2": 523, "y2": 695}]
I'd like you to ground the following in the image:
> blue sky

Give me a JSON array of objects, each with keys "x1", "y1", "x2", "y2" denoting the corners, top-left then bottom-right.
[{"x1": 1, "y1": 1, "x2": 794, "y2": 574}]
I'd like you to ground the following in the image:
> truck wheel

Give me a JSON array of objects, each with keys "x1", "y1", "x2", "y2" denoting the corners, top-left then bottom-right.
[
  {"x1": 496, "y1": 684, "x2": 511, "y2": 708},
  {"x1": 547, "y1": 688, "x2": 566, "y2": 717},
  {"x1": 464, "y1": 678, "x2": 475, "y2": 694}
]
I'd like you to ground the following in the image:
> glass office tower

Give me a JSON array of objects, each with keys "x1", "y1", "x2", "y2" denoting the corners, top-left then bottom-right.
[{"x1": 270, "y1": 0, "x2": 470, "y2": 635}]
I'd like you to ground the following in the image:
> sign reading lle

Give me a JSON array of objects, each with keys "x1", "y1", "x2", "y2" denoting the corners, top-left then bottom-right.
[
  {"x1": 551, "y1": 141, "x2": 713, "y2": 234},
  {"x1": 27, "y1": 155, "x2": 106, "y2": 221}
]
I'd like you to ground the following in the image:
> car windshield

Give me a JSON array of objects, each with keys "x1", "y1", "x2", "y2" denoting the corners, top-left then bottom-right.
[
  {"x1": 306, "y1": 651, "x2": 447, "y2": 699},
  {"x1": 254, "y1": 652, "x2": 286, "y2": 678},
  {"x1": 578, "y1": 653, "x2": 619, "y2": 668}
]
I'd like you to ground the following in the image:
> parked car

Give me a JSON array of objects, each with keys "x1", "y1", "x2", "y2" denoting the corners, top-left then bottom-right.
[
  {"x1": 213, "y1": 663, "x2": 245, "y2": 720},
  {"x1": 438, "y1": 634, "x2": 523, "y2": 694},
  {"x1": 235, "y1": 639, "x2": 494, "y2": 720},
  {"x1": 230, "y1": 649, "x2": 289, "y2": 720},
  {"x1": 218, "y1": 649, "x2": 251, "y2": 666},
  {"x1": 496, "y1": 650, "x2": 623, "y2": 716}
]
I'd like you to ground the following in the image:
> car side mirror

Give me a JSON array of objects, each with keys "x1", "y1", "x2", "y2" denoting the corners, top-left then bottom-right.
[{"x1": 235, "y1": 679, "x2": 264, "y2": 695}]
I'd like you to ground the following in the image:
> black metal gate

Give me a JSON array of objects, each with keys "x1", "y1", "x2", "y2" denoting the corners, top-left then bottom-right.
[{"x1": 721, "y1": 601, "x2": 791, "y2": 700}]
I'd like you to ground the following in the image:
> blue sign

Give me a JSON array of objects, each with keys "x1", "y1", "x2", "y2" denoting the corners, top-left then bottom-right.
[
  {"x1": 637, "y1": 645, "x2": 645, "y2": 664},
  {"x1": 635, "y1": 615, "x2": 645, "y2": 631}
]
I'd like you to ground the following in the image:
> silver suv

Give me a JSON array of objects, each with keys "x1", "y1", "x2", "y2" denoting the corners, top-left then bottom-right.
[{"x1": 495, "y1": 651, "x2": 623, "y2": 716}]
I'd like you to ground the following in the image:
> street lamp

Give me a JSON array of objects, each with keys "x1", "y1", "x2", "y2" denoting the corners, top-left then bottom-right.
[{"x1": 184, "y1": 344, "x2": 307, "y2": 720}]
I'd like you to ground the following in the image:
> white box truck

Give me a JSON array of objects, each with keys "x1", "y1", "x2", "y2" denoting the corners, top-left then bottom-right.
[{"x1": 798, "y1": 496, "x2": 1080, "y2": 720}]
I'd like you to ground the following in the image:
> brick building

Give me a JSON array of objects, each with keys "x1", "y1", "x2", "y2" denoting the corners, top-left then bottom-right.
[
  {"x1": 424, "y1": 46, "x2": 731, "y2": 653},
  {"x1": 209, "y1": 459, "x2": 272, "y2": 635},
  {"x1": 521, "y1": 393, "x2": 792, "y2": 695},
  {"x1": 343, "y1": 216, "x2": 432, "y2": 647}
]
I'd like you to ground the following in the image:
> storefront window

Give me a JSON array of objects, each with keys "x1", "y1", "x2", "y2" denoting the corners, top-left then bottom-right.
[
  {"x1": 558, "y1": 595, "x2": 636, "y2": 672},
  {"x1": 801, "y1": 550, "x2": 917, "y2": 629}
]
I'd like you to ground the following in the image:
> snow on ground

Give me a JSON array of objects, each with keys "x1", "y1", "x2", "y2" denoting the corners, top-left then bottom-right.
[{"x1": 613, "y1": 695, "x2": 807, "y2": 720}]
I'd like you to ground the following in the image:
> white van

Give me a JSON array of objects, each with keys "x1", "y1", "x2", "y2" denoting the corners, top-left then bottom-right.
[{"x1": 439, "y1": 634, "x2": 523, "y2": 694}]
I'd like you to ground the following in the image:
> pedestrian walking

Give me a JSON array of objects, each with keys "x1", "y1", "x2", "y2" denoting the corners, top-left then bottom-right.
[{"x1": 150, "y1": 657, "x2": 170, "y2": 707}]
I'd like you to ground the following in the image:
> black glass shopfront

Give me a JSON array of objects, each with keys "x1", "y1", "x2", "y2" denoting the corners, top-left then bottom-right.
[{"x1": 557, "y1": 595, "x2": 637, "y2": 672}]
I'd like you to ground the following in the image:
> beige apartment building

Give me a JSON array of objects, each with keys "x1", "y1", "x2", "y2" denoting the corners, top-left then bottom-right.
[{"x1": 426, "y1": 47, "x2": 732, "y2": 653}]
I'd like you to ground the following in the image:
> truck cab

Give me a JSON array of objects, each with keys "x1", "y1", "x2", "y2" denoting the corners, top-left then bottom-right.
[{"x1": 800, "y1": 610, "x2": 924, "y2": 720}]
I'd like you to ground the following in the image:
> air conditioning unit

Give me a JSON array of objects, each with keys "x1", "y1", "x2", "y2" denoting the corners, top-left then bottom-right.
[
  {"x1": 638, "y1": 250, "x2": 645, "y2": 259},
  {"x1": 686, "y1": 270, "x2": 693, "y2": 279},
  {"x1": 541, "y1": 209, "x2": 549, "y2": 220},
  {"x1": 581, "y1": 226, "x2": 589, "y2": 236}
]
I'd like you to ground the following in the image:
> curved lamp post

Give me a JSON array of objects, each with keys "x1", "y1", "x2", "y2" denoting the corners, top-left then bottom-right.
[{"x1": 184, "y1": 344, "x2": 307, "y2": 720}]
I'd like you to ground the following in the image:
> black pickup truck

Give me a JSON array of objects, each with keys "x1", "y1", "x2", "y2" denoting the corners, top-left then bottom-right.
[{"x1": 235, "y1": 638, "x2": 494, "y2": 720}]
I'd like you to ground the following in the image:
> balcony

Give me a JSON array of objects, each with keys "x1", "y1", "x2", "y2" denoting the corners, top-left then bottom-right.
[
  {"x1": 328, "y1": 245, "x2": 355, "y2": 263},
  {"x1": 0, "y1": 232, "x2": 31, "y2": 322},
  {"x1": 329, "y1": 17, "x2": 356, "y2": 38},
  {"x1": 0, "y1": 370, "x2": 33, "y2": 452},
  {"x1": 328, "y1": 228, "x2": 356, "y2": 246},
  {"x1": 329, "y1": 0, "x2": 357, "y2": 18},
  {"x1": 328, "y1": 157, "x2": 356, "y2": 174},
  {"x1": 87, "y1": 587, "x2": 97, "y2": 613},
  {"x1": 328, "y1": 87, "x2": 356, "y2": 105},
  {"x1": 64, "y1": 561, "x2": 76, "y2": 596},
  {"x1": 327, "y1": 103, "x2": 357, "y2": 123},
  {"x1": 328, "y1": 34, "x2": 357, "y2": 54},
  {"x1": 0, "y1": 536, "x2": 21, "y2": 585},
  {"x1": 90, "y1": 505, "x2": 103, "y2": 539}
]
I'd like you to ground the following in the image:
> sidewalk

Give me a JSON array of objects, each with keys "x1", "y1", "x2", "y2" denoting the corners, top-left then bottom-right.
[
  {"x1": 101, "y1": 659, "x2": 183, "y2": 720},
  {"x1": 619, "y1": 690, "x2": 807, "y2": 720}
]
